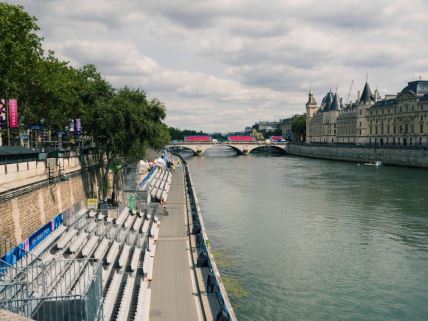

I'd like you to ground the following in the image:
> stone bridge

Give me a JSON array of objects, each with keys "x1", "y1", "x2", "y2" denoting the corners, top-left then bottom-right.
[{"x1": 168, "y1": 142, "x2": 288, "y2": 156}]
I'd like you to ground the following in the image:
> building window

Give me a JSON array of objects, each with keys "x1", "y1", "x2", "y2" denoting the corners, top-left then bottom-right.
[
  {"x1": 375, "y1": 127, "x2": 378, "y2": 134},
  {"x1": 400, "y1": 126, "x2": 403, "y2": 134},
  {"x1": 370, "y1": 127, "x2": 372, "y2": 135},
  {"x1": 359, "y1": 110, "x2": 362, "y2": 115},
  {"x1": 387, "y1": 126, "x2": 390, "y2": 134},
  {"x1": 421, "y1": 124, "x2": 424, "y2": 133},
  {"x1": 394, "y1": 126, "x2": 396, "y2": 134},
  {"x1": 381, "y1": 127, "x2": 384, "y2": 134},
  {"x1": 359, "y1": 121, "x2": 362, "y2": 127},
  {"x1": 405, "y1": 124, "x2": 408, "y2": 133}
]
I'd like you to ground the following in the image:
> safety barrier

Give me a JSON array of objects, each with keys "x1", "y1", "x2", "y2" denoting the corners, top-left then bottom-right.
[{"x1": 181, "y1": 157, "x2": 238, "y2": 321}]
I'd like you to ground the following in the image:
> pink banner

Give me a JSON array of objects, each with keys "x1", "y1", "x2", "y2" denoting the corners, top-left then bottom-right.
[{"x1": 8, "y1": 99, "x2": 18, "y2": 128}]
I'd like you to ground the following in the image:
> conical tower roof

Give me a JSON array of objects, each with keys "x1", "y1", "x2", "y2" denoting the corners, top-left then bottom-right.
[
  {"x1": 330, "y1": 93, "x2": 340, "y2": 111},
  {"x1": 321, "y1": 91, "x2": 334, "y2": 111},
  {"x1": 360, "y1": 82, "x2": 373, "y2": 104}
]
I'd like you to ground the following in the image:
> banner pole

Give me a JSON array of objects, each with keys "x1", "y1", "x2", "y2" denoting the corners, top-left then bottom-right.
[{"x1": 6, "y1": 95, "x2": 10, "y2": 146}]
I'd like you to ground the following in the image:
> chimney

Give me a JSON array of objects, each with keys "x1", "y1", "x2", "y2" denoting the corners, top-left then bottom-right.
[
  {"x1": 357, "y1": 91, "x2": 360, "y2": 101},
  {"x1": 339, "y1": 97, "x2": 343, "y2": 107}
]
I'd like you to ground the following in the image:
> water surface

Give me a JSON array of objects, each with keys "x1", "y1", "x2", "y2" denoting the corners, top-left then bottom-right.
[{"x1": 186, "y1": 148, "x2": 428, "y2": 321}]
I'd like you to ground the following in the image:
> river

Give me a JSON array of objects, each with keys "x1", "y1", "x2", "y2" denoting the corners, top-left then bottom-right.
[{"x1": 182, "y1": 147, "x2": 428, "y2": 321}]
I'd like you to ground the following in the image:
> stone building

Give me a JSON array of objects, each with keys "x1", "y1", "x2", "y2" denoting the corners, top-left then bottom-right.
[
  {"x1": 278, "y1": 114, "x2": 300, "y2": 139},
  {"x1": 306, "y1": 80, "x2": 428, "y2": 146}
]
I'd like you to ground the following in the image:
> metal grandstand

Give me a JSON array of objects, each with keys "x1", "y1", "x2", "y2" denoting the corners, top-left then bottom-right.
[{"x1": 0, "y1": 159, "x2": 173, "y2": 321}]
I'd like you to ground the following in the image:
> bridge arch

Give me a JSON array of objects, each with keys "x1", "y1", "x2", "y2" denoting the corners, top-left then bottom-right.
[
  {"x1": 223, "y1": 145, "x2": 245, "y2": 155},
  {"x1": 175, "y1": 146, "x2": 198, "y2": 156},
  {"x1": 248, "y1": 145, "x2": 287, "y2": 154}
]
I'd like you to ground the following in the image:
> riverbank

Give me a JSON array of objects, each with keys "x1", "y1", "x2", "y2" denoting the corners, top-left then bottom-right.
[{"x1": 287, "y1": 144, "x2": 428, "y2": 168}]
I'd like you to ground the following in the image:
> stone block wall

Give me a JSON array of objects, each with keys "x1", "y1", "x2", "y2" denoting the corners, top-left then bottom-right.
[
  {"x1": 287, "y1": 144, "x2": 428, "y2": 168},
  {"x1": 0, "y1": 175, "x2": 87, "y2": 248}
]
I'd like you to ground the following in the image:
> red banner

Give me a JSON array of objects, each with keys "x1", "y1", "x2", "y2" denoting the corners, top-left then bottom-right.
[{"x1": 8, "y1": 99, "x2": 18, "y2": 128}]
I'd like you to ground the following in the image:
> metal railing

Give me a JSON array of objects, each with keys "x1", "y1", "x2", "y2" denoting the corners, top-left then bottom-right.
[
  {"x1": 0, "y1": 258, "x2": 103, "y2": 321},
  {"x1": 181, "y1": 157, "x2": 238, "y2": 321}
]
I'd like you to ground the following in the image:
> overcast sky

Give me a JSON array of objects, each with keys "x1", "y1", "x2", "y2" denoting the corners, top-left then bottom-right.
[{"x1": 7, "y1": 0, "x2": 428, "y2": 132}]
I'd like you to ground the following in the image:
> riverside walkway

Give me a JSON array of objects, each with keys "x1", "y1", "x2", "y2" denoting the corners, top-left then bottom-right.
[{"x1": 149, "y1": 164, "x2": 201, "y2": 321}]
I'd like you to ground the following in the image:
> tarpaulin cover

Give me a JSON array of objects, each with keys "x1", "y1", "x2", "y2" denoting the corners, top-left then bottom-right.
[
  {"x1": 184, "y1": 136, "x2": 212, "y2": 142},
  {"x1": 227, "y1": 135, "x2": 255, "y2": 142}
]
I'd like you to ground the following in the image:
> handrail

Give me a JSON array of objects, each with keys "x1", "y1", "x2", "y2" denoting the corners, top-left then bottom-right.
[{"x1": 177, "y1": 154, "x2": 238, "y2": 321}]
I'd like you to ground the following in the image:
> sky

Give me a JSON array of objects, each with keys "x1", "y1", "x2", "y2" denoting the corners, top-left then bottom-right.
[{"x1": 6, "y1": 0, "x2": 428, "y2": 132}]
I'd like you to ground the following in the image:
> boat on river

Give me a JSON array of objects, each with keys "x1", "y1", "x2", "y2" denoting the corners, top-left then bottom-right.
[{"x1": 361, "y1": 160, "x2": 382, "y2": 167}]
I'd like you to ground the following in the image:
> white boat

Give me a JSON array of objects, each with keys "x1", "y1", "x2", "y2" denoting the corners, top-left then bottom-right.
[{"x1": 363, "y1": 160, "x2": 382, "y2": 167}]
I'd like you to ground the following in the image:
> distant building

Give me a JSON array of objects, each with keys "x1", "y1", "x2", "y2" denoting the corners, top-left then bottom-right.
[
  {"x1": 278, "y1": 115, "x2": 301, "y2": 139},
  {"x1": 306, "y1": 80, "x2": 428, "y2": 146},
  {"x1": 253, "y1": 121, "x2": 279, "y2": 132}
]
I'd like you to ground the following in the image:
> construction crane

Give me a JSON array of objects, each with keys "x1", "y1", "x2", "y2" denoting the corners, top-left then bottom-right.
[{"x1": 346, "y1": 80, "x2": 354, "y2": 104}]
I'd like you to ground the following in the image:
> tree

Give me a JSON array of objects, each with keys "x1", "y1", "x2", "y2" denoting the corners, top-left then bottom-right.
[
  {"x1": 291, "y1": 114, "x2": 306, "y2": 142},
  {"x1": 0, "y1": 3, "x2": 44, "y2": 101}
]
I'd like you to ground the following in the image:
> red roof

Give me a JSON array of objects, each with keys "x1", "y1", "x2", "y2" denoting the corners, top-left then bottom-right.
[
  {"x1": 270, "y1": 136, "x2": 285, "y2": 141},
  {"x1": 184, "y1": 135, "x2": 212, "y2": 142},
  {"x1": 227, "y1": 135, "x2": 255, "y2": 142}
]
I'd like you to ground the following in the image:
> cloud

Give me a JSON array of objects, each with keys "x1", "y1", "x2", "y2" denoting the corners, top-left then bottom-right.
[{"x1": 5, "y1": 0, "x2": 428, "y2": 132}]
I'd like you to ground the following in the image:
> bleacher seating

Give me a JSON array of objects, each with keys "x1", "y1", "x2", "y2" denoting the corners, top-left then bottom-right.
[
  {"x1": 1, "y1": 153, "x2": 174, "y2": 321},
  {"x1": 116, "y1": 275, "x2": 136, "y2": 321},
  {"x1": 135, "y1": 279, "x2": 151, "y2": 321}
]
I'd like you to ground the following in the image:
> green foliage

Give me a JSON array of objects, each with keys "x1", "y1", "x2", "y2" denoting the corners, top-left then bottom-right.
[
  {"x1": 0, "y1": 3, "x2": 43, "y2": 117},
  {"x1": 0, "y1": 3, "x2": 170, "y2": 162},
  {"x1": 168, "y1": 127, "x2": 227, "y2": 141},
  {"x1": 291, "y1": 114, "x2": 306, "y2": 141},
  {"x1": 89, "y1": 88, "x2": 170, "y2": 164}
]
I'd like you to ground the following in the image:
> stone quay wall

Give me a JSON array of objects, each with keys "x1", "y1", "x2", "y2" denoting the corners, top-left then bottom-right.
[
  {"x1": 287, "y1": 144, "x2": 428, "y2": 168},
  {"x1": 0, "y1": 158, "x2": 106, "y2": 249}
]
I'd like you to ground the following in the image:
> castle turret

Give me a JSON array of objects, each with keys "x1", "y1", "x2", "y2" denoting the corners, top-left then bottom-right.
[
  {"x1": 356, "y1": 82, "x2": 375, "y2": 145},
  {"x1": 306, "y1": 88, "x2": 318, "y2": 143}
]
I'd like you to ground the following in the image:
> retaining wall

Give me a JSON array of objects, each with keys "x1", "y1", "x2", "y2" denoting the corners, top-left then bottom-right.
[
  {"x1": 0, "y1": 175, "x2": 88, "y2": 247},
  {"x1": 0, "y1": 154, "x2": 108, "y2": 248},
  {"x1": 287, "y1": 144, "x2": 428, "y2": 168}
]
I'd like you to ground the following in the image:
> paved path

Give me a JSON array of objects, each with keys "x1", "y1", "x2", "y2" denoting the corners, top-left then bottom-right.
[{"x1": 149, "y1": 166, "x2": 201, "y2": 321}]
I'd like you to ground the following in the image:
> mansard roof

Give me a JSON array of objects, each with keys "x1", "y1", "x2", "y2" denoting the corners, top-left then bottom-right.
[
  {"x1": 420, "y1": 94, "x2": 428, "y2": 102},
  {"x1": 401, "y1": 80, "x2": 428, "y2": 96},
  {"x1": 372, "y1": 97, "x2": 398, "y2": 108},
  {"x1": 360, "y1": 82, "x2": 374, "y2": 104}
]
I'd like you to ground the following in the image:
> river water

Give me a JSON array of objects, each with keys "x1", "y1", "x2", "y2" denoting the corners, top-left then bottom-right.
[{"x1": 183, "y1": 147, "x2": 428, "y2": 321}]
